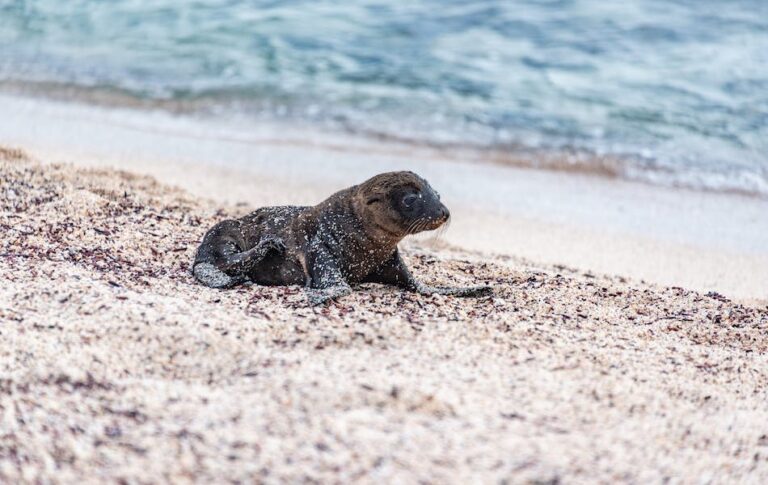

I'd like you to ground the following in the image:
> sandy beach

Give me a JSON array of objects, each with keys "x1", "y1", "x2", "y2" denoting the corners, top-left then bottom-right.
[
  {"x1": 2, "y1": 141, "x2": 768, "y2": 482},
  {"x1": 3, "y1": 1, "x2": 768, "y2": 480}
]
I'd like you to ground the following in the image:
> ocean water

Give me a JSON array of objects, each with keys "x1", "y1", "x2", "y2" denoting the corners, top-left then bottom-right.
[{"x1": 1, "y1": 0, "x2": 767, "y2": 195}]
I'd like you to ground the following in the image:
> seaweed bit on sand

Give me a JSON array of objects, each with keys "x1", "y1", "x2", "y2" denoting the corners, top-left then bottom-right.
[{"x1": 1, "y1": 148, "x2": 767, "y2": 482}]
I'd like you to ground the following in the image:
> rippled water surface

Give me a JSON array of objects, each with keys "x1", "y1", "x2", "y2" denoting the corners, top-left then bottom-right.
[{"x1": 1, "y1": 0, "x2": 767, "y2": 193}]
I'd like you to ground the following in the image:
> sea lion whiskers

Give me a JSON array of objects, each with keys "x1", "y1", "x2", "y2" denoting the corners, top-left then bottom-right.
[
  {"x1": 406, "y1": 217, "x2": 425, "y2": 235},
  {"x1": 429, "y1": 216, "x2": 450, "y2": 242},
  {"x1": 411, "y1": 217, "x2": 431, "y2": 235}
]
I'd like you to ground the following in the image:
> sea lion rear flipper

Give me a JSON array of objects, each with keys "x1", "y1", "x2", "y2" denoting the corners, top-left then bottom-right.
[
  {"x1": 217, "y1": 236, "x2": 286, "y2": 274},
  {"x1": 193, "y1": 220, "x2": 285, "y2": 288}
]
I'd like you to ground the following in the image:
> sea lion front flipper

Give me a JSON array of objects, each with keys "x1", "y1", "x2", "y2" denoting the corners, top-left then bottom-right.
[
  {"x1": 305, "y1": 239, "x2": 352, "y2": 306},
  {"x1": 415, "y1": 284, "x2": 493, "y2": 297},
  {"x1": 306, "y1": 285, "x2": 352, "y2": 306},
  {"x1": 364, "y1": 249, "x2": 493, "y2": 298}
]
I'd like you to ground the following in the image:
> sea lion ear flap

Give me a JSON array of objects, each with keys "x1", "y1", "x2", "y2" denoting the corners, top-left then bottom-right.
[{"x1": 366, "y1": 196, "x2": 381, "y2": 205}]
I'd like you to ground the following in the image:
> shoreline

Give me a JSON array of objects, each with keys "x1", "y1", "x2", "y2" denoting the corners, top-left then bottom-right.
[
  {"x1": 1, "y1": 93, "x2": 767, "y2": 303},
  {"x1": 2, "y1": 149, "x2": 767, "y2": 482},
  {"x1": 1, "y1": 85, "x2": 767, "y2": 199}
]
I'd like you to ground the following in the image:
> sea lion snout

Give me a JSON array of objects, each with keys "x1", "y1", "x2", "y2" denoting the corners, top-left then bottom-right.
[
  {"x1": 414, "y1": 185, "x2": 449, "y2": 231},
  {"x1": 423, "y1": 203, "x2": 449, "y2": 231},
  {"x1": 436, "y1": 204, "x2": 450, "y2": 222}
]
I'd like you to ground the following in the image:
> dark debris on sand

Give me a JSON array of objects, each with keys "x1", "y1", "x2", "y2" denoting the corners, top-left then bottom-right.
[{"x1": 1, "y1": 149, "x2": 767, "y2": 483}]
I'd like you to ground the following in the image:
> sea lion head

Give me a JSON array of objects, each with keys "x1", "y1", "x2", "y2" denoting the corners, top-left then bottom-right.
[{"x1": 355, "y1": 171, "x2": 450, "y2": 239}]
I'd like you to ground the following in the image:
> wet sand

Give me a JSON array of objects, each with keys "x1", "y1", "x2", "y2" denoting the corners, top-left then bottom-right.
[{"x1": 2, "y1": 148, "x2": 768, "y2": 482}]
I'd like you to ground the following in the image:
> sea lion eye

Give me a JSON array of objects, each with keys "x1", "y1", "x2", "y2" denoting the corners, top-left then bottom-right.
[{"x1": 402, "y1": 194, "x2": 419, "y2": 208}]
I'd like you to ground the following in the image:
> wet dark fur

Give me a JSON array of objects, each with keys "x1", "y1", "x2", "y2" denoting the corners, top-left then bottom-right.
[{"x1": 193, "y1": 171, "x2": 492, "y2": 305}]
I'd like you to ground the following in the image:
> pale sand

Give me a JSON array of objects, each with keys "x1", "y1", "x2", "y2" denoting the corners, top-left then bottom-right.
[
  {"x1": 1, "y1": 94, "x2": 767, "y2": 303},
  {"x1": 2, "y1": 148, "x2": 768, "y2": 483}
]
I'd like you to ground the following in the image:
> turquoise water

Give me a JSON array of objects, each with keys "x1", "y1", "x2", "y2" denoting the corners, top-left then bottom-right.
[{"x1": 1, "y1": 0, "x2": 767, "y2": 194}]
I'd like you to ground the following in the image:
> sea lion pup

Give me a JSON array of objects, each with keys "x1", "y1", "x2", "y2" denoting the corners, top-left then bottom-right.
[{"x1": 192, "y1": 171, "x2": 492, "y2": 305}]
